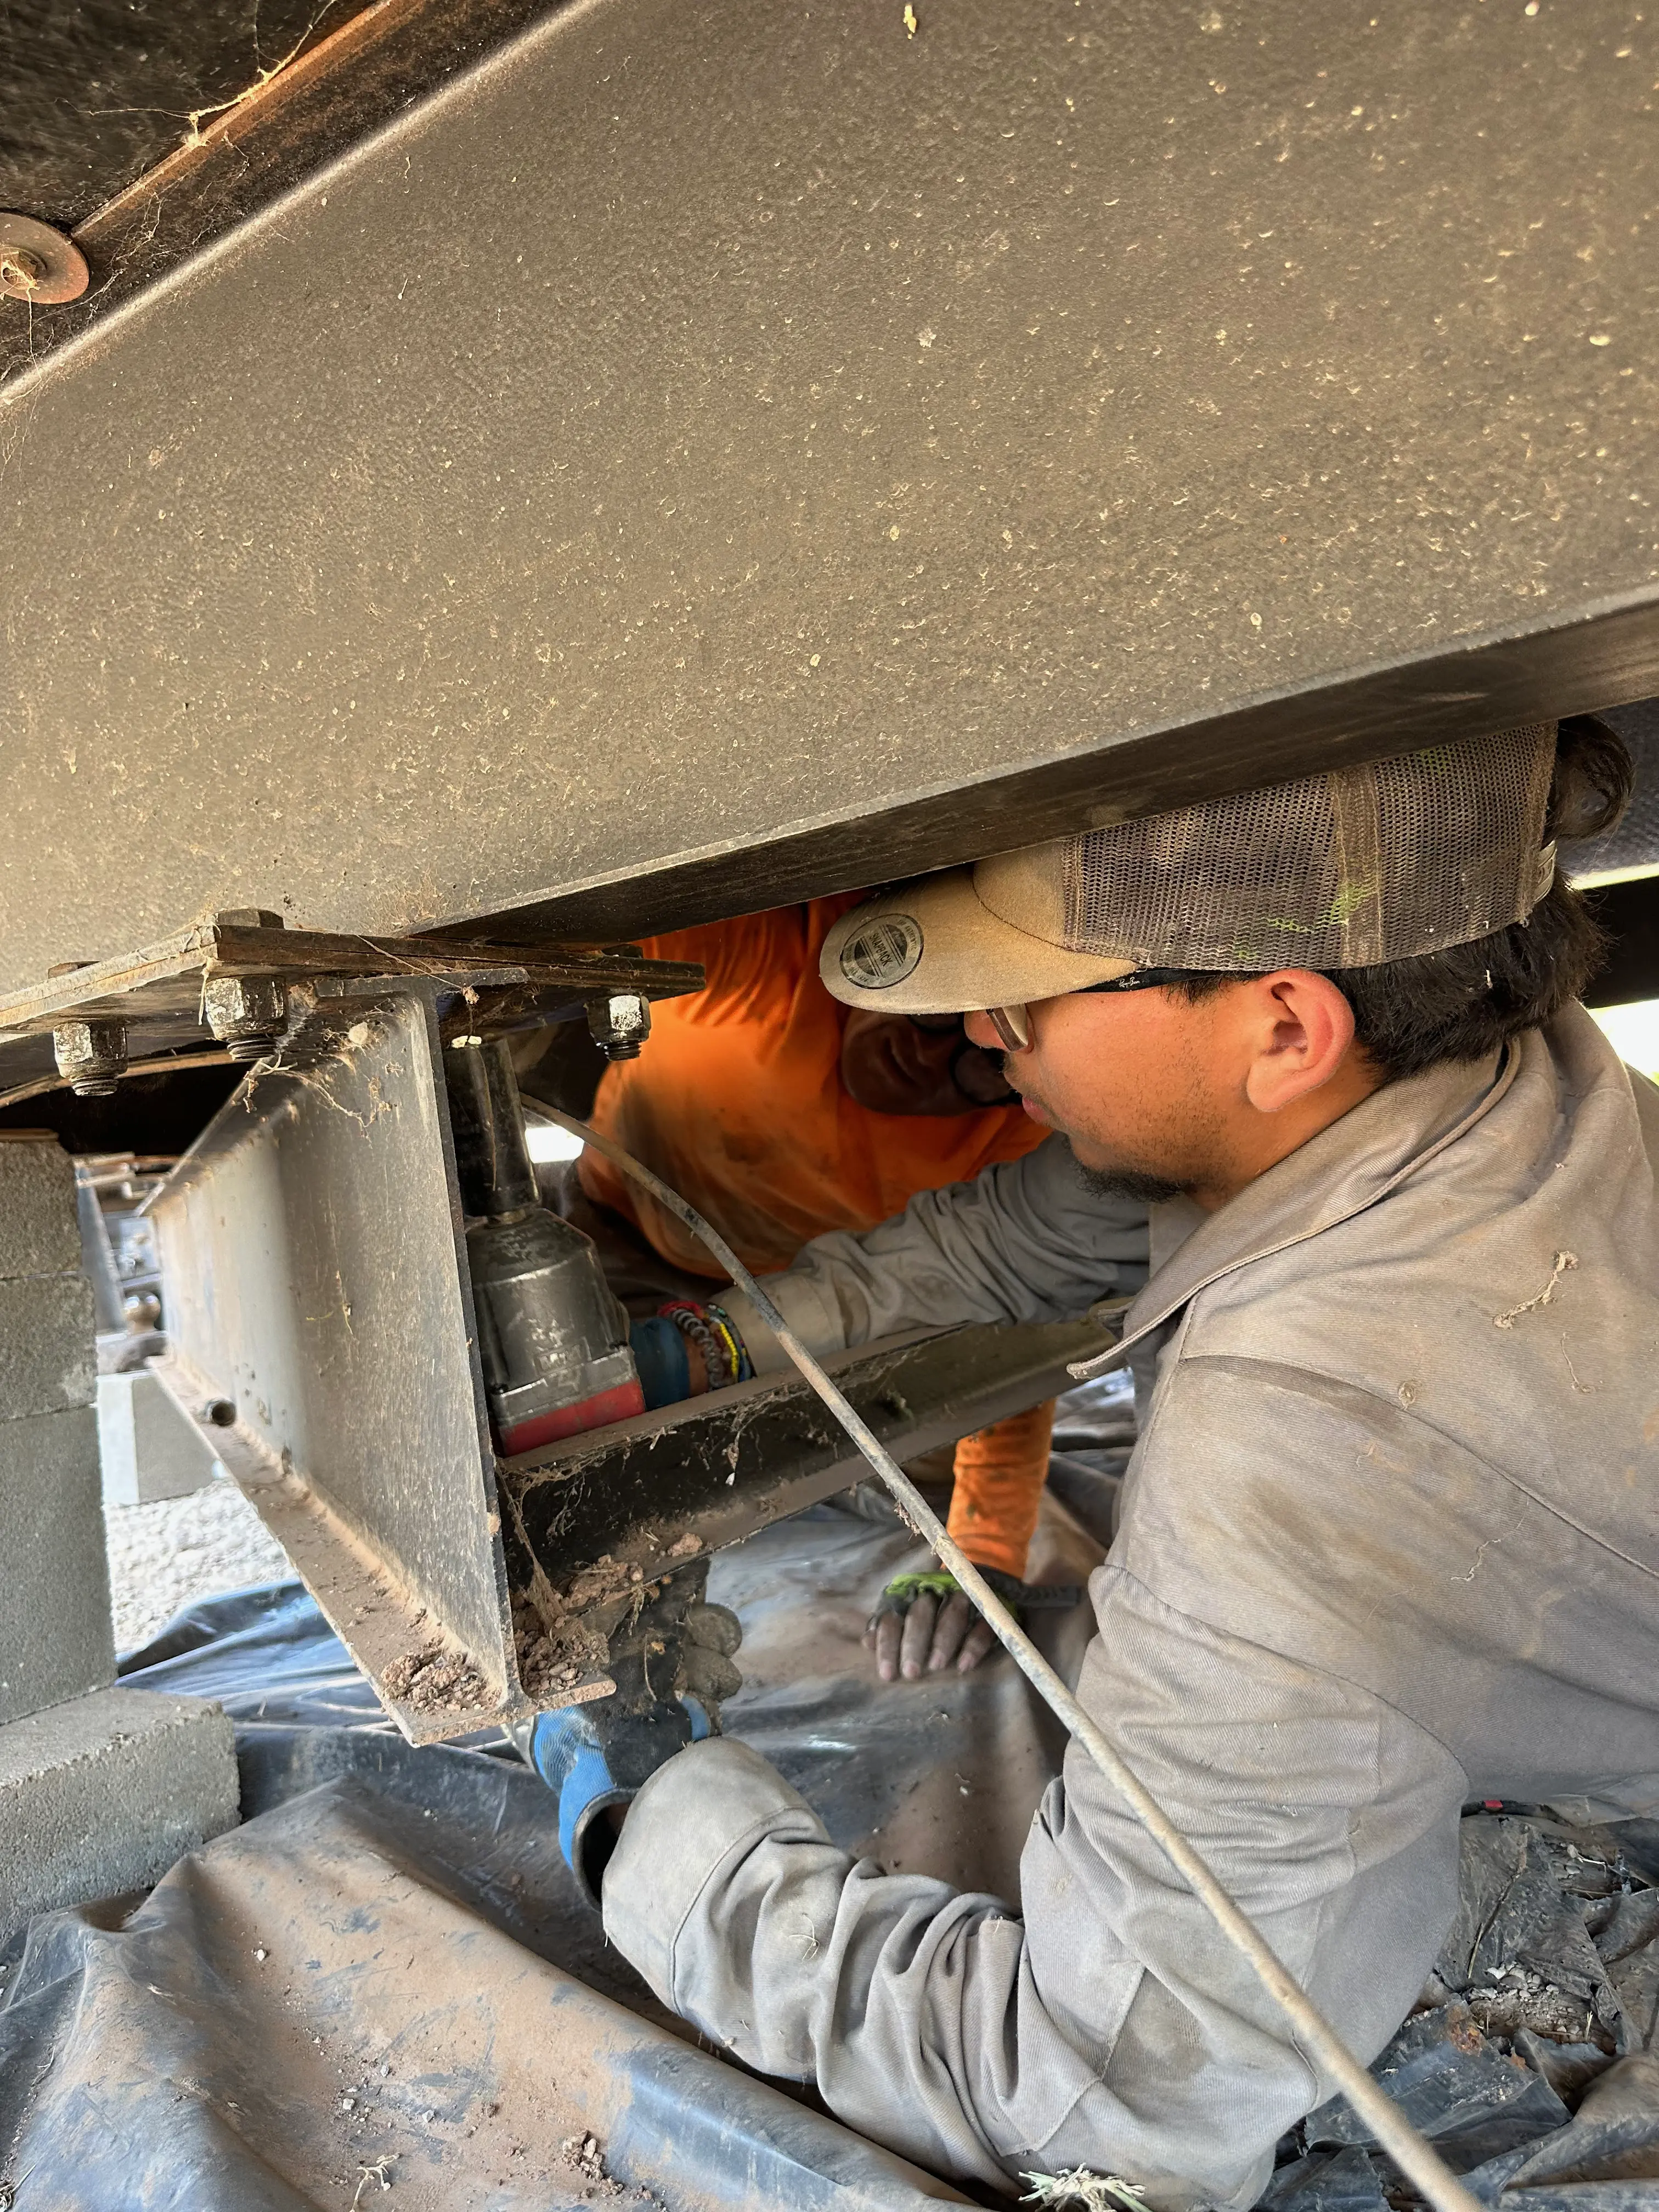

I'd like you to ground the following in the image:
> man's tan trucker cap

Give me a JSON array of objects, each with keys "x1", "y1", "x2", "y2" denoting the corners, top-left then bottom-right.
[{"x1": 821, "y1": 723, "x2": 1558, "y2": 1014}]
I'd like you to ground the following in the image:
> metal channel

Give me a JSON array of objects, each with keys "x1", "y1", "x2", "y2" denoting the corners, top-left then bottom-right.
[
  {"x1": 147, "y1": 980, "x2": 532, "y2": 1745},
  {"x1": 504, "y1": 1321, "x2": 1110, "y2": 1573},
  {"x1": 493, "y1": 1318, "x2": 1109, "y2": 1705}
]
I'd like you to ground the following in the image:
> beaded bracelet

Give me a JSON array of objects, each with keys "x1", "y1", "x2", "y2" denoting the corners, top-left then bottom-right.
[
  {"x1": 706, "y1": 1302, "x2": 754, "y2": 1383},
  {"x1": 658, "y1": 1300, "x2": 737, "y2": 1389}
]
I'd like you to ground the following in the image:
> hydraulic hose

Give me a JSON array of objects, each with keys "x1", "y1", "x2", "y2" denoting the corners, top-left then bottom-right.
[{"x1": 540, "y1": 1105, "x2": 1481, "y2": 2212}]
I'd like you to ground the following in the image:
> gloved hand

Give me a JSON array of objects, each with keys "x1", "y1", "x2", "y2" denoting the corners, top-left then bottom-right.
[
  {"x1": 516, "y1": 1594, "x2": 743, "y2": 1905},
  {"x1": 865, "y1": 1566, "x2": 1079, "y2": 1683},
  {"x1": 525, "y1": 1692, "x2": 707, "y2": 1905}
]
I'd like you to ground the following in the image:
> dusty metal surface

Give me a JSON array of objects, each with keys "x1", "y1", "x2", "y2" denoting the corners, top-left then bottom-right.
[
  {"x1": 0, "y1": 0, "x2": 385, "y2": 231},
  {"x1": 145, "y1": 981, "x2": 525, "y2": 1743},
  {"x1": 0, "y1": 917, "x2": 703, "y2": 1104},
  {"x1": 501, "y1": 1318, "x2": 1111, "y2": 1593},
  {"x1": 0, "y1": 0, "x2": 570, "y2": 381},
  {"x1": 0, "y1": 0, "x2": 1654, "y2": 987}
]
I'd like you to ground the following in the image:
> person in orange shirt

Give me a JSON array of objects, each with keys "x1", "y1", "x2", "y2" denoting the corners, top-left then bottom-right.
[{"x1": 573, "y1": 897, "x2": 1057, "y2": 1679}]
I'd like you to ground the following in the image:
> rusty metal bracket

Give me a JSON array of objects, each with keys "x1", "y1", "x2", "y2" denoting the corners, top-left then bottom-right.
[{"x1": 0, "y1": 913, "x2": 703, "y2": 1111}]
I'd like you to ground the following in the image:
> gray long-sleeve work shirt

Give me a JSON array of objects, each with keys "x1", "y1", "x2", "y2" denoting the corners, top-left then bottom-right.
[{"x1": 604, "y1": 1007, "x2": 1659, "y2": 2206}]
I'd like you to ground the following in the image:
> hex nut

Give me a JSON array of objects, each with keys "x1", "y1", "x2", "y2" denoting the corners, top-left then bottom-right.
[
  {"x1": 586, "y1": 992, "x2": 652, "y2": 1062},
  {"x1": 52, "y1": 1019, "x2": 127, "y2": 1097},
  {"x1": 202, "y1": 974, "x2": 288, "y2": 1062}
]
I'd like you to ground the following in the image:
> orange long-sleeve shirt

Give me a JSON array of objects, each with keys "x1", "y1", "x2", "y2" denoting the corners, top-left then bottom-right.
[
  {"x1": 580, "y1": 899, "x2": 1047, "y2": 1276},
  {"x1": 579, "y1": 901, "x2": 1054, "y2": 1579}
]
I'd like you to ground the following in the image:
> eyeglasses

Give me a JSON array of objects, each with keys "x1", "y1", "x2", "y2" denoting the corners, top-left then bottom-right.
[{"x1": 985, "y1": 968, "x2": 1191, "y2": 1052}]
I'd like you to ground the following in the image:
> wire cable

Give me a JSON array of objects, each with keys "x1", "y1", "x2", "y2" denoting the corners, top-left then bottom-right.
[{"x1": 541, "y1": 1104, "x2": 1482, "y2": 2212}]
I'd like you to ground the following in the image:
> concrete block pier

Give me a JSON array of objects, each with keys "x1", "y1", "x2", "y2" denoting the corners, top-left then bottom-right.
[{"x1": 0, "y1": 1135, "x2": 239, "y2": 1948}]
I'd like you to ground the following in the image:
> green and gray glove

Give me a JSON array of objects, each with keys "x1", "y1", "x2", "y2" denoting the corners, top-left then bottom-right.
[{"x1": 865, "y1": 1566, "x2": 1080, "y2": 1681}]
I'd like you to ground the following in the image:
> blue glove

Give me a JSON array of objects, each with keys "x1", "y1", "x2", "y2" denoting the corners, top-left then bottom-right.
[
  {"x1": 528, "y1": 1692, "x2": 713, "y2": 1906},
  {"x1": 517, "y1": 1585, "x2": 740, "y2": 1906}
]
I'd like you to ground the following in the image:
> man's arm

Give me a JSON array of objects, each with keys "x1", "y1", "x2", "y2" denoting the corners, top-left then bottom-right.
[
  {"x1": 603, "y1": 1566, "x2": 1466, "y2": 2207},
  {"x1": 718, "y1": 1133, "x2": 1150, "y2": 1365}
]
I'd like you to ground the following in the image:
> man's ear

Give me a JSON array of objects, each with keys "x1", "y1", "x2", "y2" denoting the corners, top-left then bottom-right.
[{"x1": 1242, "y1": 971, "x2": 1357, "y2": 1113}]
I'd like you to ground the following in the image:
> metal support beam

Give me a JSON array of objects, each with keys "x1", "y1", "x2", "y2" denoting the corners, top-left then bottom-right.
[
  {"x1": 1, "y1": 0, "x2": 1654, "y2": 985},
  {"x1": 498, "y1": 1319, "x2": 1106, "y2": 1592}
]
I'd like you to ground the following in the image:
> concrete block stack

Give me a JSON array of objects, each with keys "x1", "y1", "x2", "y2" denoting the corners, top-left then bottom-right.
[{"x1": 0, "y1": 1136, "x2": 239, "y2": 1948}]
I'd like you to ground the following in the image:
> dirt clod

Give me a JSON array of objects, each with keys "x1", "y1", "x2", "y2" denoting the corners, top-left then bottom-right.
[
  {"x1": 517, "y1": 1627, "x2": 606, "y2": 1699},
  {"x1": 512, "y1": 1585, "x2": 610, "y2": 1695},
  {"x1": 382, "y1": 1640, "x2": 490, "y2": 1711},
  {"x1": 561, "y1": 2130, "x2": 629, "y2": 2198},
  {"x1": 563, "y1": 1553, "x2": 640, "y2": 1610}
]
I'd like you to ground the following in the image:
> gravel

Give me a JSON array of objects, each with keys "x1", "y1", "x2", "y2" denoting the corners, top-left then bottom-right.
[{"x1": 105, "y1": 1474, "x2": 292, "y2": 1655}]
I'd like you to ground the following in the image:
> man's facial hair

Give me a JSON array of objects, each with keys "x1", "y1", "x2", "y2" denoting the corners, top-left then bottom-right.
[
  {"x1": 1001, "y1": 1049, "x2": 1189, "y2": 1206},
  {"x1": 1076, "y1": 1159, "x2": 1188, "y2": 1207}
]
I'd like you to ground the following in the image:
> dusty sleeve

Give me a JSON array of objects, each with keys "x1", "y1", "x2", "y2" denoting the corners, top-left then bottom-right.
[
  {"x1": 717, "y1": 1135, "x2": 1150, "y2": 1369},
  {"x1": 603, "y1": 1570, "x2": 1468, "y2": 2208}
]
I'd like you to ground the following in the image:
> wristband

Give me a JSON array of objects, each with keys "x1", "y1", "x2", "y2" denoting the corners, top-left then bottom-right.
[
  {"x1": 629, "y1": 1314, "x2": 691, "y2": 1408},
  {"x1": 659, "y1": 1300, "x2": 729, "y2": 1387},
  {"x1": 706, "y1": 1301, "x2": 754, "y2": 1383}
]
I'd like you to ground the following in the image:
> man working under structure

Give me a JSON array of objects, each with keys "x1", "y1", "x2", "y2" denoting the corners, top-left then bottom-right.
[
  {"x1": 527, "y1": 716, "x2": 1658, "y2": 2209},
  {"x1": 569, "y1": 893, "x2": 1103, "y2": 1679}
]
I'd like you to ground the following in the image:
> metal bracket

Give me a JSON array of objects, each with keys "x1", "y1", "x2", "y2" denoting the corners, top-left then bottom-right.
[{"x1": 0, "y1": 916, "x2": 704, "y2": 1113}]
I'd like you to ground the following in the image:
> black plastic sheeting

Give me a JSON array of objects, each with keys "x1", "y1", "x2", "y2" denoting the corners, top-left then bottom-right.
[
  {"x1": 1266, "y1": 1814, "x2": 1659, "y2": 2212},
  {"x1": 4, "y1": 1461, "x2": 1657, "y2": 2211},
  {"x1": 0, "y1": 1490, "x2": 1111, "y2": 2211}
]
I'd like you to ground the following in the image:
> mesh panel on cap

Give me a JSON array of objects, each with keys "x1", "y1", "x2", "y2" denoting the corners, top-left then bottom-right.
[{"x1": 1036, "y1": 725, "x2": 1555, "y2": 970}]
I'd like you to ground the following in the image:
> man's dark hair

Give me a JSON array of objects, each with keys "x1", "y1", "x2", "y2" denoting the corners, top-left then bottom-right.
[{"x1": 1167, "y1": 716, "x2": 1634, "y2": 1082}]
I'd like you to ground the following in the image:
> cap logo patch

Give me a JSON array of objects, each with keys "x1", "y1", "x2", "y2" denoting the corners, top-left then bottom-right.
[{"x1": 839, "y1": 915, "x2": 923, "y2": 990}]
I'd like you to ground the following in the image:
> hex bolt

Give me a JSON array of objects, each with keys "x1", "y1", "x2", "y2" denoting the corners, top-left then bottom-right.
[
  {"x1": 586, "y1": 991, "x2": 652, "y2": 1062},
  {"x1": 52, "y1": 1018, "x2": 128, "y2": 1097},
  {"x1": 203, "y1": 974, "x2": 289, "y2": 1062}
]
